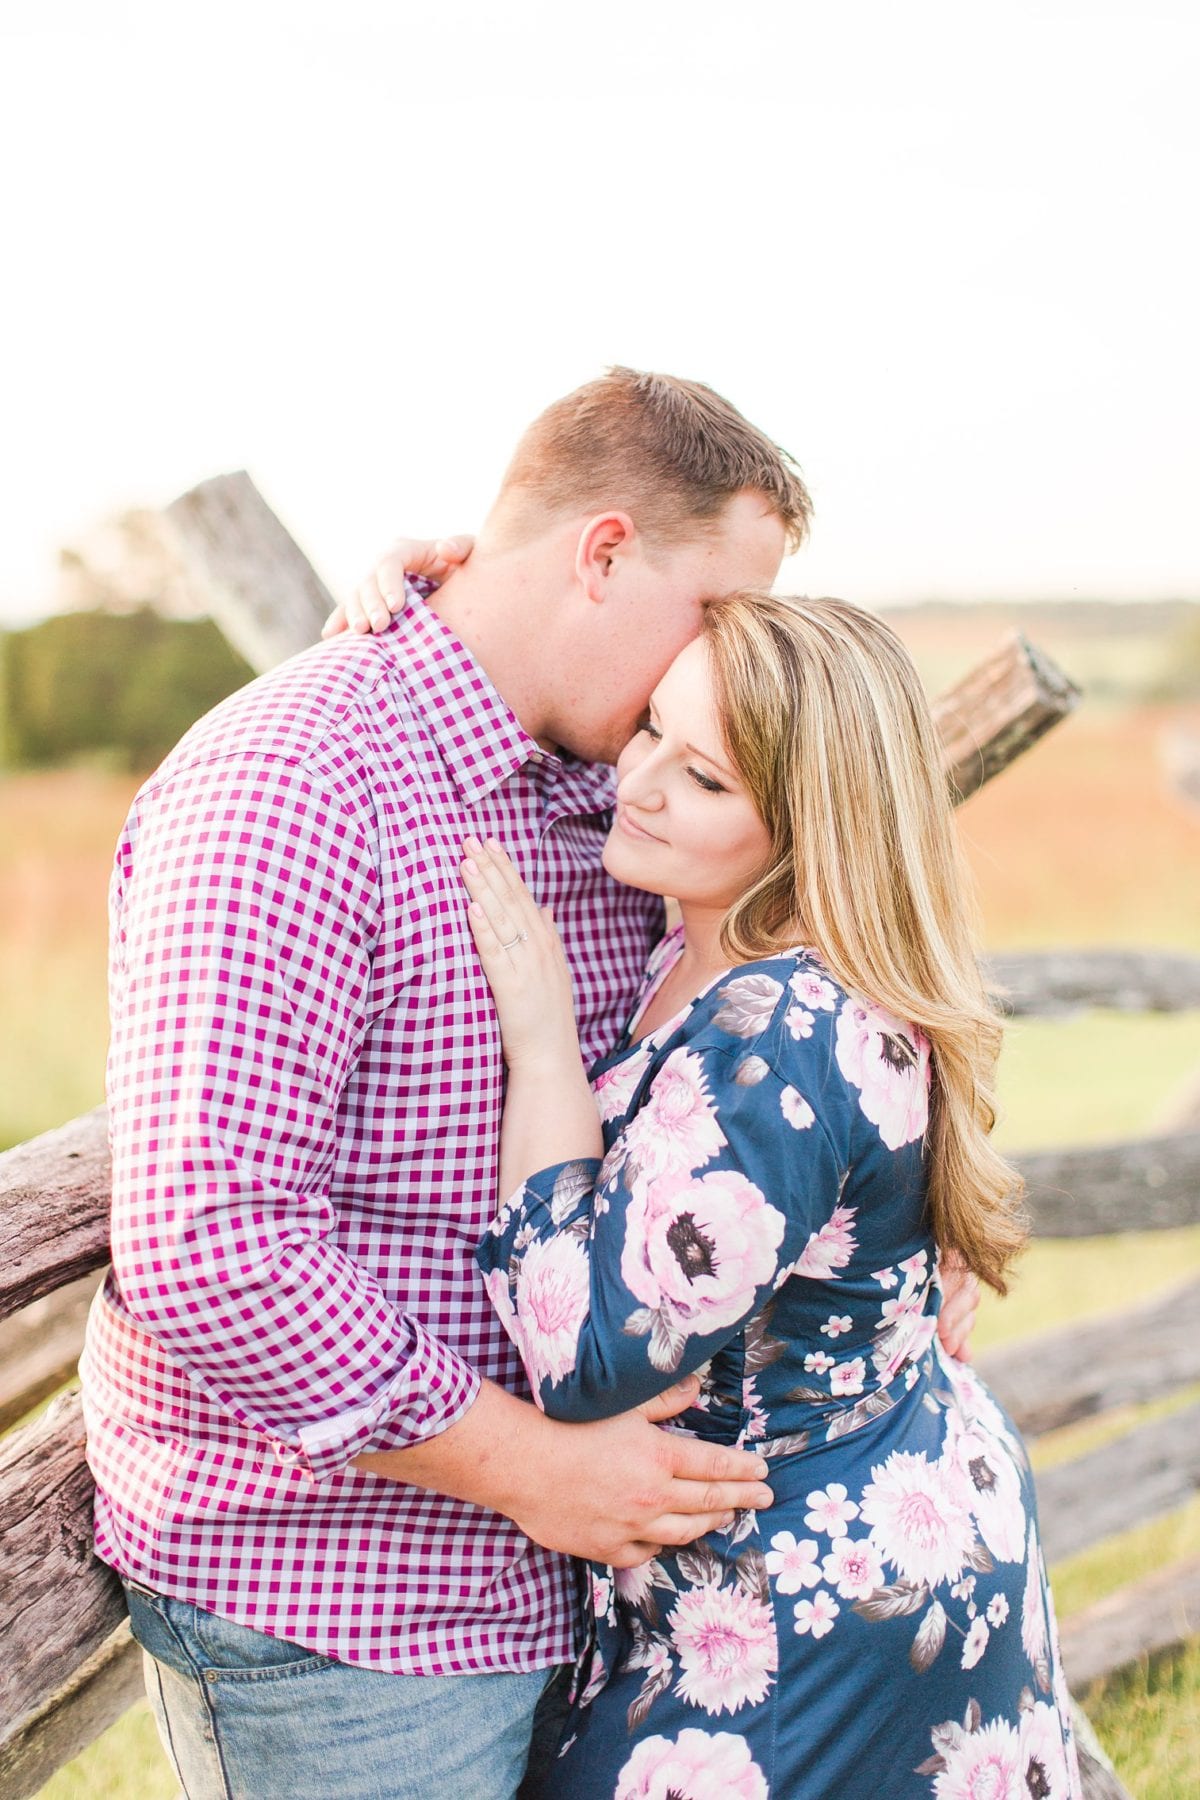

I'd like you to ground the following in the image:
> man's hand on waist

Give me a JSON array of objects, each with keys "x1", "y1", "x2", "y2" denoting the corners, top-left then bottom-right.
[{"x1": 353, "y1": 1374, "x2": 773, "y2": 1567}]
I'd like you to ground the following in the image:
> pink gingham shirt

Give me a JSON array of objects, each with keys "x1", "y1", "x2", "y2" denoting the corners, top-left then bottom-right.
[{"x1": 81, "y1": 584, "x2": 664, "y2": 1675}]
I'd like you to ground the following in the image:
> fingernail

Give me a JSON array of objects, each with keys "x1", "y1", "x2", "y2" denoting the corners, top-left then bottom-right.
[
  {"x1": 463, "y1": 858, "x2": 478, "y2": 874},
  {"x1": 720, "y1": 1513, "x2": 736, "y2": 1529},
  {"x1": 754, "y1": 1459, "x2": 768, "y2": 1478}
]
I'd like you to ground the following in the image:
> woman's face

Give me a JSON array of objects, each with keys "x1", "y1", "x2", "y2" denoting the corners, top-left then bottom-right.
[{"x1": 602, "y1": 636, "x2": 773, "y2": 913}]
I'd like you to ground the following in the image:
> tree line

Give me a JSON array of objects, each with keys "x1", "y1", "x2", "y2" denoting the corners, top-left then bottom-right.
[{"x1": 0, "y1": 608, "x2": 254, "y2": 772}]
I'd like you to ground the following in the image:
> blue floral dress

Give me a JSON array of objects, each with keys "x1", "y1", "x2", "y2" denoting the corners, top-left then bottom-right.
[{"x1": 476, "y1": 932, "x2": 1081, "y2": 1800}]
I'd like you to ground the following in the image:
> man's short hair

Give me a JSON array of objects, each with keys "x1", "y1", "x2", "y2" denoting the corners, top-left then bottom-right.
[{"x1": 495, "y1": 367, "x2": 812, "y2": 552}]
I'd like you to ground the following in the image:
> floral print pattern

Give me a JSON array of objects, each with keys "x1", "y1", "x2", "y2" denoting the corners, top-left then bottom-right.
[
  {"x1": 477, "y1": 949, "x2": 1078, "y2": 1797},
  {"x1": 615, "y1": 1728, "x2": 769, "y2": 1800}
]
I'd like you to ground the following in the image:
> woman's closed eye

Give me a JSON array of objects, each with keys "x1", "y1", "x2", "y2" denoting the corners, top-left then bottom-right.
[{"x1": 688, "y1": 766, "x2": 727, "y2": 794}]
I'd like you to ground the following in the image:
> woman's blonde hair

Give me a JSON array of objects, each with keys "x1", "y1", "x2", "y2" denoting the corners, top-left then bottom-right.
[{"x1": 702, "y1": 592, "x2": 1027, "y2": 1294}]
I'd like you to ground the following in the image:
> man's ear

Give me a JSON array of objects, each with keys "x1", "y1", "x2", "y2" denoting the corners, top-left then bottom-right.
[{"x1": 574, "y1": 512, "x2": 638, "y2": 605}]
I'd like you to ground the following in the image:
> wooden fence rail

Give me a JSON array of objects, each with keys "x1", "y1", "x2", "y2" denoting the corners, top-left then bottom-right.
[{"x1": 2, "y1": 472, "x2": 1175, "y2": 1800}]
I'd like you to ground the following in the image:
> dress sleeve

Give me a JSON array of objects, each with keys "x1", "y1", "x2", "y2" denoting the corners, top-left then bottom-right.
[{"x1": 475, "y1": 1029, "x2": 846, "y2": 1421}]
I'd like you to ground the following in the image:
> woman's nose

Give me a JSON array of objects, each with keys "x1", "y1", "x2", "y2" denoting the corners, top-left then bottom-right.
[{"x1": 617, "y1": 752, "x2": 666, "y2": 810}]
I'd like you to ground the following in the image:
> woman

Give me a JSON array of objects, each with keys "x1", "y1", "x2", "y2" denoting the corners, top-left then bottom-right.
[{"x1": 457, "y1": 593, "x2": 1080, "y2": 1798}]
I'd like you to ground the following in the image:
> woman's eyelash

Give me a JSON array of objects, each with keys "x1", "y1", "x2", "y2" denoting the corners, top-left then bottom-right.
[{"x1": 639, "y1": 720, "x2": 725, "y2": 793}]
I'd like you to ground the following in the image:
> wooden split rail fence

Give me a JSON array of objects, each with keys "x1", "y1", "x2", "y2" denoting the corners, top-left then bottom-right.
[{"x1": 2, "y1": 477, "x2": 1193, "y2": 1799}]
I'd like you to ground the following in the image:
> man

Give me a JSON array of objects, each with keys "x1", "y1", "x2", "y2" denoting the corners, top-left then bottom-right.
[{"x1": 82, "y1": 369, "x2": 976, "y2": 1799}]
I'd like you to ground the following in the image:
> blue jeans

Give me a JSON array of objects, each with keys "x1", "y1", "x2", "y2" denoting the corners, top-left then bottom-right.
[{"x1": 123, "y1": 1582, "x2": 569, "y2": 1800}]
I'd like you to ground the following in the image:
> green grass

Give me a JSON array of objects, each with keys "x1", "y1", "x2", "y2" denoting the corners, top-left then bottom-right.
[
  {"x1": 0, "y1": 768, "x2": 134, "y2": 1151},
  {"x1": 1054, "y1": 1490, "x2": 1200, "y2": 1800},
  {"x1": 994, "y1": 1012, "x2": 1200, "y2": 1154},
  {"x1": 36, "y1": 1701, "x2": 175, "y2": 1800},
  {"x1": 1082, "y1": 1639, "x2": 1200, "y2": 1800},
  {"x1": 974, "y1": 1226, "x2": 1200, "y2": 1354},
  {"x1": 1050, "y1": 1494, "x2": 1200, "y2": 1623}
]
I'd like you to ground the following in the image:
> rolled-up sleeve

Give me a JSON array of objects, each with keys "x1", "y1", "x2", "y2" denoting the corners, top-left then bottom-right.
[{"x1": 107, "y1": 754, "x2": 480, "y2": 1481}]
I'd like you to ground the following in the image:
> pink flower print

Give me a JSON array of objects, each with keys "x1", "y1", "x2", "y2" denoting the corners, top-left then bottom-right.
[
  {"x1": 820, "y1": 1313, "x2": 853, "y2": 1338},
  {"x1": 803, "y1": 1482, "x2": 860, "y2": 1538},
  {"x1": 961, "y1": 1616, "x2": 990, "y2": 1669},
  {"x1": 788, "y1": 1204, "x2": 858, "y2": 1280},
  {"x1": 621, "y1": 1168, "x2": 786, "y2": 1361},
  {"x1": 592, "y1": 1041, "x2": 652, "y2": 1123},
  {"x1": 1021, "y1": 1522, "x2": 1049, "y2": 1670},
  {"x1": 621, "y1": 1048, "x2": 727, "y2": 1180},
  {"x1": 792, "y1": 1590, "x2": 840, "y2": 1639},
  {"x1": 834, "y1": 998, "x2": 930, "y2": 1150},
  {"x1": 873, "y1": 1311, "x2": 937, "y2": 1386},
  {"x1": 592, "y1": 1571, "x2": 617, "y2": 1626},
  {"x1": 712, "y1": 972, "x2": 785, "y2": 1038},
  {"x1": 785, "y1": 1004, "x2": 815, "y2": 1040},
  {"x1": 820, "y1": 1535, "x2": 884, "y2": 1600},
  {"x1": 764, "y1": 1531, "x2": 821, "y2": 1594},
  {"x1": 898, "y1": 1249, "x2": 931, "y2": 1302},
  {"x1": 880, "y1": 1290, "x2": 926, "y2": 1328},
  {"x1": 872, "y1": 1264, "x2": 900, "y2": 1290},
  {"x1": 986, "y1": 1593, "x2": 1009, "y2": 1628},
  {"x1": 742, "y1": 1374, "x2": 767, "y2": 1441},
  {"x1": 946, "y1": 1359, "x2": 1023, "y2": 1463},
  {"x1": 481, "y1": 1267, "x2": 535, "y2": 1398},
  {"x1": 931, "y1": 1717, "x2": 1021, "y2": 1800},
  {"x1": 668, "y1": 1583, "x2": 777, "y2": 1715},
  {"x1": 830, "y1": 1356, "x2": 867, "y2": 1397},
  {"x1": 1018, "y1": 1701, "x2": 1075, "y2": 1800},
  {"x1": 511, "y1": 1232, "x2": 592, "y2": 1391},
  {"x1": 578, "y1": 1663, "x2": 608, "y2": 1709},
  {"x1": 950, "y1": 1428, "x2": 1026, "y2": 1564},
  {"x1": 779, "y1": 1085, "x2": 815, "y2": 1130},
  {"x1": 1044, "y1": 1586, "x2": 1082, "y2": 1789},
  {"x1": 615, "y1": 1558, "x2": 658, "y2": 1609},
  {"x1": 615, "y1": 1729, "x2": 769, "y2": 1800},
  {"x1": 788, "y1": 969, "x2": 838, "y2": 1012},
  {"x1": 859, "y1": 1450, "x2": 978, "y2": 1588},
  {"x1": 804, "y1": 1350, "x2": 834, "y2": 1374}
]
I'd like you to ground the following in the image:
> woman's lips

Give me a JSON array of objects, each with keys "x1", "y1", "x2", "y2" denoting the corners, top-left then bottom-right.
[{"x1": 616, "y1": 808, "x2": 666, "y2": 843}]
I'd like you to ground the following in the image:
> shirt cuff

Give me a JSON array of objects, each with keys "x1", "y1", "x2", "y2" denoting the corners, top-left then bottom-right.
[{"x1": 272, "y1": 1321, "x2": 483, "y2": 1483}]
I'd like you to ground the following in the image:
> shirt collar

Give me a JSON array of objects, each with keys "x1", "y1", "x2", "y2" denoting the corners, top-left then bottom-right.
[{"x1": 383, "y1": 581, "x2": 616, "y2": 814}]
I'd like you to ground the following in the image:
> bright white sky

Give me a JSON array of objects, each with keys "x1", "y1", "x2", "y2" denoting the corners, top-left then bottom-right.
[{"x1": 1, "y1": 0, "x2": 1197, "y2": 624}]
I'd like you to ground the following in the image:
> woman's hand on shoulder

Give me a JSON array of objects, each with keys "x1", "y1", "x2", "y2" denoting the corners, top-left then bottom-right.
[
  {"x1": 321, "y1": 535, "x2": 475, "y2": 638},
  {"x1": 461, "y1": 838, "x2": 579, "y2": 1070}
]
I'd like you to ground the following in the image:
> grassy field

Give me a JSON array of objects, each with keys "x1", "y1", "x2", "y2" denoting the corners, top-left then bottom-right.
[{"x1": 5, "y1": 620, "x2": 1200, "y2": 1796}]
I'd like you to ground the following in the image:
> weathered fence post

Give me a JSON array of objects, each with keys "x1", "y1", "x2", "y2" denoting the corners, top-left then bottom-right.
[{"x1": 162, "y1": 471, "x2": 336, "y2": 672}]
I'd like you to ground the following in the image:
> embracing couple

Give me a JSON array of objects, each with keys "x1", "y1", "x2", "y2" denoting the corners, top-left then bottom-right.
[{"x1": 81, "y1": 370, "x2": 1080, "y2": 1798}]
